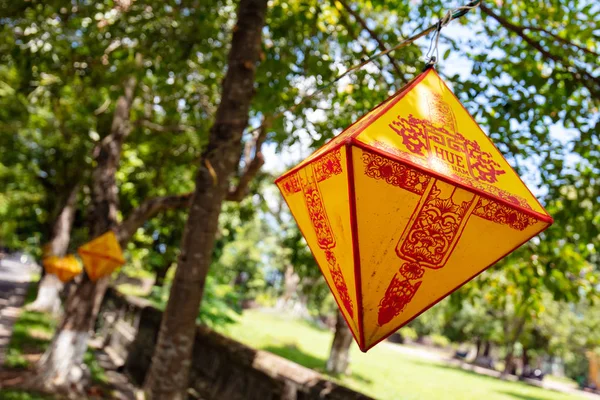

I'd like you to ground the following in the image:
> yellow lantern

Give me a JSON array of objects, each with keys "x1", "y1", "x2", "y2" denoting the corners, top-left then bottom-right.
[
  {"x1": 42, "y1": 255, "x2": 82, "y2": 283},
  {"x1": 77, "y1": 231, "x2": 125, "y2": 281},
  {"x1": 275, "y1": 68, "x2": 553, "y2": 351}
]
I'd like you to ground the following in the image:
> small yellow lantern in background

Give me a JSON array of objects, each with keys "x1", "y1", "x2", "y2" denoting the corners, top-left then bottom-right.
[
  {"x1": 41, "y1": 255, "x2": 58, "y2": 276},
  {"x1": 42, "y1": 255, "x2": 83, "y2": 283},
  {"x1": 78, "y1": 231, "x2": 125, "y2": 281},
  {"x1": 276, "y1": 68, "x2": 553, "y2": 351}
]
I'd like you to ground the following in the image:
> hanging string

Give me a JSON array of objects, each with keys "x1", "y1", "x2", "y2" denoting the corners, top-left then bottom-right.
[
  {"x1": 425, "y1": 1, "x2": 480, "y2": 65},
  {"x1": 247, "y1": 0, "x2": 482, "y2": 136}
]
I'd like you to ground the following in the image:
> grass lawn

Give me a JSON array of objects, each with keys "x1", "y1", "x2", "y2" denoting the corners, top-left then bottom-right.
[{"x1": 217, "y1": 310, "x2": 582, "y2": 400}]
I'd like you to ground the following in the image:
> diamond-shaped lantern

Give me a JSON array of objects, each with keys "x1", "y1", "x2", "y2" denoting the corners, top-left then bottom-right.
[
  {"x1": 275, "y1": 68, "x2": 553, "y2": 351},
  {"x1": 78, "y1": 231, "x2": 125, "y2": 281},
  {"x1": 42, "y1": 255, "x2": 83, "y2": 283}
]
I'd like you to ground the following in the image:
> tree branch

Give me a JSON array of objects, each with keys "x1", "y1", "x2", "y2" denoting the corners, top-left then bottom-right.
[
  {"x1": 256, "y1": 192, "x2": 285, "y2": 226},
  {"x1": 94, "y1": 98, "x2": 112, "y2": 115},
  {"x1": 523, "y1": 26, "x2": 600, "y2": 58},
  {"x1": 480, "y1": 3, "x2": 600, "y2": 99},
  {"x1": 226, "y1": 116, "x2": 271, "y2": 202},
  {"x1": 116, "y1": 192, "x2": 193, "y2": 246},
  {"x1": 336, "y1": 0, "x2": 403, "y2": 78},
  {"x1": 90, "y1": 75, "x2": 138, "y2": 235}
]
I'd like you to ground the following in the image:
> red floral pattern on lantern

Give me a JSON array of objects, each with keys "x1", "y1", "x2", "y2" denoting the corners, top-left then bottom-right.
[
  {"x1": 279, "y1": 172, "x2": 302, "y2": 195},
  {"x1": 399, "y1": 262, "x2": 425, "y2": 280},
  {"x1": 428, "y1": 93, "x2": 458, "y2": 133},
  {"x1": 362, "y1": 150, "x2": 430, "y2": 195},
  {"x1": 397, "y1": 184, "x2": 476, "y2": 268},
  {"x1": 465, "y1": 140, "x2": 505, "y2": 184},
  {"x1": 389, "y1": 115, "x2": 506, "y2": 185},
  {"x1": 389, "y1": 115, "x2": 429, "y2": 156},
  {"x1": 301, "y1": 168, "x2": 354, "y2": 317},
  {"x1": 325, "y1": 250, "x2": 354, "y2": 316},
  {"x1": 303, "y1": 178, "x2": 336, "y2": 249},
  {"x1": 314, "y1": 148, "x2": 343, "y2": 182},
  {"x1": 368, "y1": 140, "x2": 532, "y2": 210},
  {"x1": 378, "y1": 275, "x2": 422, "y2": 326},
  {"x1": 377, "y1": 182, "x2": 478, "y2": 326},
  {"x1": 473, "y1": 198, "x2": 538, "y2": 231}
]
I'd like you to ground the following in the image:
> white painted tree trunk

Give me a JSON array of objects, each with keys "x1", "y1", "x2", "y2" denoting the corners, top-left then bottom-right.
[
  {"x1": 29, "y1": 182, "x2": 79, "y2": 314},
  {"x1": 36, "y1": 329, "x2": 89, "y2": 387},
  {"x1": 26, "y1": 273, "x2": 63, "y2": 315}
]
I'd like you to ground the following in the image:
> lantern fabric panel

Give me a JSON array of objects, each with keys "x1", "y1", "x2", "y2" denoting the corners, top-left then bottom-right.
[
  {"x1": 276, "y1": 67, "x2": 552, "y2": 351},
  {"x1": 351, "y1": 146, "x2": 550, "y2": 348},
  {"x1": 277, "y1": 145, "x2": 361, "y2": 343},
  {"x1": 42, "y1": 256, "x2": 57, "y2": 276},
  {"x1": 79, "y1": 252, "x2": 121, "y2": 281},
  {"x1": 43, "y1": 255, "x2": 82, "y2": 283},
  {"x1": 78, "y1": 231, "x2": 125, "y2": 282}
]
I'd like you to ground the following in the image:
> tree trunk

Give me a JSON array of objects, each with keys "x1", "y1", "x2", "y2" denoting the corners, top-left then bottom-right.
[
  {"x1": 143, "y1": 1, "x2": 268, "y2": 398},
  {"x1": 521, "y1": 347, "x2": 530, "y2": 377},
  {"x1": 28, "y1": 183, "x2": 79, "y2": 314},
  {"x1": 35, "y1": 77, "x2": 136, "y2": 387},
  {"x1": 276, "y1": 264, "x2": 299, "y2": 308},
  {"x1": 502, "y1": 317, "x2": 527, "y2": 378},
  {"x1": 276, "y1": 265, "x2": 309, "y2": 318},
  {"x1": 475, "y1": 337, "x2": 482, "y2": 358},
  {"x1": 503, "y1": 344, "x2": 516, "y2": 377},
  {"x1": 116, "y1": 192, "x2": 192, "y2": 245},
  {"x1": 326, "y1": 311, "x2": 353, "y2": 375},
  {"x1": 483, "y1": 341, "x2": 491, "y2": 357}
]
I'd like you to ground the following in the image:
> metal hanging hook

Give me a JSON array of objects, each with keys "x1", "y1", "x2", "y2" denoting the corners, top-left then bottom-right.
[{"x1": 426, "y1": 0, "x2": 481, "y2": 66}]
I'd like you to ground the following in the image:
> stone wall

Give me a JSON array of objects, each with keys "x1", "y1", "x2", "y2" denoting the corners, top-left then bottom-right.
[{"x1": 98, "y1": 289, "x2": 373, "y2": 400}]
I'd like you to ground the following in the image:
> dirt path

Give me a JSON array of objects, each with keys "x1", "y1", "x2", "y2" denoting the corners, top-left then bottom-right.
[{"x1": 0, "y1": 257, "x2": 38, "y2": 368}]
